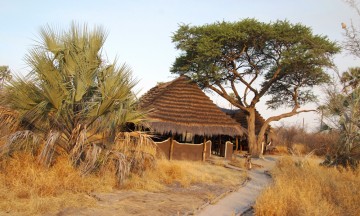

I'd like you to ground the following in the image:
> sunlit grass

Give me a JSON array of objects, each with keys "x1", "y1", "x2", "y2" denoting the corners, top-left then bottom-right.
[
  {"x1": 0, "y1": 153, "x2": 115, "y2": 215},
  {"x1": 254, "y1": 156, "x2": 360, "y2": 216},
  {"x1": 122, "y1": 159, "x2": 246, "y2": 190},
  {"x1": 0, "y1": 152, "x2": 246, "y2": 215}
]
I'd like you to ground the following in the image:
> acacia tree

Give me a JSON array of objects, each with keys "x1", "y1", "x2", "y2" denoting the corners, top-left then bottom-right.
[{"x1": 171, "y1": 19, "x2": 340, "y2": 156}]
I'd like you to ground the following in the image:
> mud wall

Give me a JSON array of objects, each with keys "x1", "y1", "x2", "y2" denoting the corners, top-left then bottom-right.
[
  {"x1": 156, "y1": 139, "x2": 171, "y2": 159},
  {"x1": 155, "y1": 139, "x2": 212, "y2": 161}
]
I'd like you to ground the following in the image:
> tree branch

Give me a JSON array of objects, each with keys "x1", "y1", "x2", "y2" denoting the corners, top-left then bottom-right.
[
  {"x1": 266, "y1": 109, "x2": 315, "y2": 124},
  {"x1": 243, "y1": 50, "x2": 261, "y2": 99},
  {"x1": 231, "y1": 68, "x2": 258, "y2": 97},
  {"x1": 207, "y1": 84, "x2": 247, "y2": 111},
  {"x1": 230, "y1": 79, "x2": 243, "y2": 105},
  {"x1": 253, "y1": 67, "x2": 283, "y2": 106},
  {"x1": 256, "y1": 108, "x2": 316, "y2": 147}
]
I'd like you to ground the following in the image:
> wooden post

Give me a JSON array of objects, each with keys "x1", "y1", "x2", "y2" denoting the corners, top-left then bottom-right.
[
  {"x1": 235, "y1": 136, "x2": 239, "y2": 153},
  {"x1": 218, "y1": 135, "x2": 221, "y2": 155},
  {"x1": 202, "y1": 136, "x2": 207, "y2": 161},
  {"x1": 169, "y1": 134, "x2": 174, "y2": 160}
]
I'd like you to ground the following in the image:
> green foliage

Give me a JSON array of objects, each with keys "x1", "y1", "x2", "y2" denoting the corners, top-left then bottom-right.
[
  {"x1": 341, "y1": 67, "x2": 360, "y2": 91},
  {"x1": 321, "y1": 77, "x2": 360, "y2": 169},
  {"x1": 265, "y1": 65, "x2": 330, "y2": 109},
  {"x1": 0, "y1": 23, "x2": 147, "y2": 184},
  {"x1": 171, "y1": 19, "x2": 339, "y2": 108}
]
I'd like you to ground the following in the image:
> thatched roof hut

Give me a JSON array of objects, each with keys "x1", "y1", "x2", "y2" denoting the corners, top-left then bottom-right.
[
  {"x1": 220, "y1": 108, "x2": 269, "y2": 134},
  {"x1": 139, "y1": 76, "x2": 245, "y2": 137}
]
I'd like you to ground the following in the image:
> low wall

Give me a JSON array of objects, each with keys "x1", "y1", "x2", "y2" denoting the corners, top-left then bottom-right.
[
  {"x1": 225, "y1": 141, "x2": 233, "y2": 160},
  {"x1": 155, "y1": 139, "x2": 212, "y2": 161},
  {"x1": 156, "y1": 139, "x2": 171, "y2": 160},
  {"x1": 214, "y1": 141, "x2": 233, "y2": 160}
]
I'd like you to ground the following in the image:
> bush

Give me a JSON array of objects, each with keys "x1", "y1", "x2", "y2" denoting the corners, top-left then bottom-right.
[{"x1": 272, "y1": 126, "x2": 340, "y2": 156}]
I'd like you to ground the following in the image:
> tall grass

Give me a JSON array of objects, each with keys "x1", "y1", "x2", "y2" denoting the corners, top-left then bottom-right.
[
  {"x1": 0, "y1": 135, "x2": 245, "y2": 215},
  {"x1": 254, "y1": 157, "x2": 360, "y2": 216},
  {"x1": 0, "y1": 153, "x2": 115, "y2": 215},
  {"x1": 0, "y1": 132, "x2": 158, "y2": 215}
]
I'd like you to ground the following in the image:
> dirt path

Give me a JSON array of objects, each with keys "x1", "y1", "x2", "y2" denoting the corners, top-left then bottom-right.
[
  {"x1": 53, "y1": 179, "x2": 245, "y2": 216},
  {"x1": 196, "y1": 156, "x2": 278, "y2": 216}
]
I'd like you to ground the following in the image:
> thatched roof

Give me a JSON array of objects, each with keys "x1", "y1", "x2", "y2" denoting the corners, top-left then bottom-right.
[
  {"x1": 220, "y1": 108, "x2": 269, "y2": 134},
  {"x1": 139, "y1": 76, "x2": 245, "y2": 136}
]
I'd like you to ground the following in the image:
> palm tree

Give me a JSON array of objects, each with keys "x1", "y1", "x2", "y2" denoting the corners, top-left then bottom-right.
[
  {"x1": 0, "y1": 23, "x2": 149, "y2": 184},
  {"x1": 341, "y1": 67, "x2": 360, "y2": 92},
  {"x1": 0, "y1": 66, "x2": 12, "y2": 89}
]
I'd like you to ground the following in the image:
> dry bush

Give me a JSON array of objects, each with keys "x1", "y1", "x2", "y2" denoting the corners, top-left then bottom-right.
[
  {"x1": 122, "y1": 159, "x2": 246, "y2": 191},
  {"x1": 302, "y1": 131, "x2": 340, "y2": 156},
  {"x1": 0, "y1": 131, "x2": 158, "y2": 187},
  {"x1": 254, "y1": 157, "x2": 360, "y2": 216},
  {"x1": 274, "y1": 126, "x2": 300, "y2": 149},
  {"x1": 0, "y1": 153, "x2": 115, "y2": 215},
  {"x1": 273, "y1": 126, "x2": 340, "y2": 156},
  {"x1": 114, "y1": 132, "x2": 158, "y2": 177}
]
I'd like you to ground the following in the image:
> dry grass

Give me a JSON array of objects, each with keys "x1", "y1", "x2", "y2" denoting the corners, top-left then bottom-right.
[
  {"x1": 273, "y1": 145, "x2": 289, "y2": 155},
  {"x1": 122, "y1": 159, "x2": 246, "y2": 191},
  {"x1": 0, "y1": 151, "x2": 246, "y2": 215},
  {"x1": 254, "y1": 156, "x2": 360, "y2": 216},
  {"x1": 228, "y1": 157, "x2": 246, "y2": 169},
  {"x1": 271, "y1": 143, "x2": 307, "y2": 156},
  {"x1": 0, "y1": 153, "x2": 115, "y2": 215}
]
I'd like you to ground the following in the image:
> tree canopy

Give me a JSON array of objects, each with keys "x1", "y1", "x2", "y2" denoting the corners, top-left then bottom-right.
[{"x1": 171, "y1": 19, "x2": 340, "y2": 155}]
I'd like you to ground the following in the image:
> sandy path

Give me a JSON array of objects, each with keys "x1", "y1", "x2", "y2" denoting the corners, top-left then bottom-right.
[{"x1": 196, "y1": 156, "x2": 278, "y2": 216}]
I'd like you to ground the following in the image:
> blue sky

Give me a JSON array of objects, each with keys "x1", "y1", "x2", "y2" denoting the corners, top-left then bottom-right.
[{"x1": 1, "y1": 0, "x2": 359, "y2": 130}]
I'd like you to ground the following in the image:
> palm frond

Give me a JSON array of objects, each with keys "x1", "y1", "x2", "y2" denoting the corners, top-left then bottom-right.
[
  {"x1": 38, "y1": 130, "x2": 61, "y2": 167},
  {"x1": 0, "y1": 106, "x2": 18, "y2": 133},
  {"x1": 1, "y1": 130, "x2": 42, "y2": 156}
]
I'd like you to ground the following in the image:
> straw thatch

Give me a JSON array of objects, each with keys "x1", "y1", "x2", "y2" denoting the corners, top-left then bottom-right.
[
  {"x1": 220, "y1": 108, "x2": 269, "y2": 134},
  {"x1": 139, "y1": 76, "x2": 245, "y2": 136}
]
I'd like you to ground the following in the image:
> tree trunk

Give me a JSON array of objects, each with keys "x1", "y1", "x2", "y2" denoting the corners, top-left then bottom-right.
[
  {"x1": 247, "y1": 108, "x2": 261, "y2": 156},
  {"x1": 257, "y1": 121, "x2": 271, "y2": 157}
]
